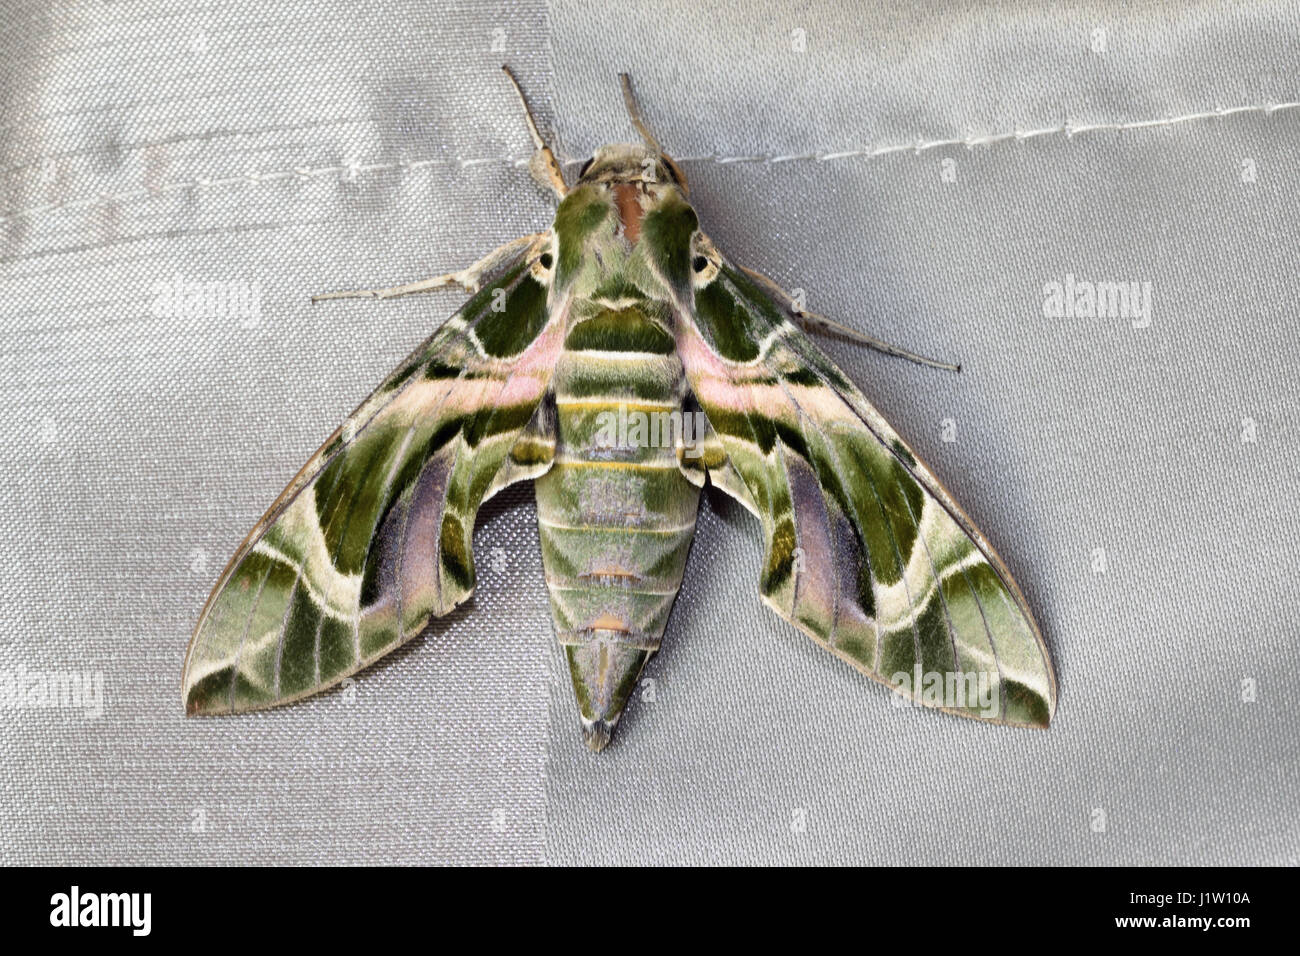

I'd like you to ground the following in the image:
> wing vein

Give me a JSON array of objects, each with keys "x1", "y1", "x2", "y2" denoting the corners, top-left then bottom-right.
[{"x1": 228, "y1": 559, "x2": 274, "y2": 711}]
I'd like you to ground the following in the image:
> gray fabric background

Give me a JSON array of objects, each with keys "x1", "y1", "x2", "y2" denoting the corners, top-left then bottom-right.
[{"x1": 1, "y1": 0, "x2": 1296, "y2": 865}]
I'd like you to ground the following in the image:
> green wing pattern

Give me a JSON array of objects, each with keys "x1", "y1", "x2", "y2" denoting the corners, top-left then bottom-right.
[
  {"x1": 677, "y1": 261, "x2": 1056, "y2": 727},
  {"x1": 183, "y1": 241, "x2": 564, "y2": 714}
]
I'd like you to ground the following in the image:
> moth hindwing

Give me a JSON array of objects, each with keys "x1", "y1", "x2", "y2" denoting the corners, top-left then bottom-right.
[{"x1": 182, "y1": 71, "x2": 1055, "y2": 750}]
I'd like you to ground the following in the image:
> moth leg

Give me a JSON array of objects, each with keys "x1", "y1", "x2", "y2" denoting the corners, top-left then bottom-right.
[
  {"x1": 738, "y1": 265, "x2": 961, "y2": 373},
  {"x1": 502, "y1": 66, "x2": 568, "y2": 200},
  {"x1": 310, "y1": 232, "x2": 547, "y2": 303}
]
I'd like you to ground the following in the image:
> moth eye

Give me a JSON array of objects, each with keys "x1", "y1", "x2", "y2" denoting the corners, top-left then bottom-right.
[
  {"x1": 578, "y1": 158, "x2": 594, "y2": 178},
  {"x1": 692, "y1": 255, "x2": 709, "y2": 273},
  {"x1": 539, "y1": 252, "x2": 554, "y2": 269}
]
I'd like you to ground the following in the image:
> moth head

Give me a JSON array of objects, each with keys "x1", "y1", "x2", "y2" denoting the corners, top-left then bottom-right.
[{"x1": 576, "y1": 144, "x2": 689, "y2": 196}]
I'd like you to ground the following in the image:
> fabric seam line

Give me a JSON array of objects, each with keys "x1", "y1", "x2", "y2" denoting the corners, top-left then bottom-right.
[{"x1": 1, "y1": 99, "x2": 1296, "y2": 226}]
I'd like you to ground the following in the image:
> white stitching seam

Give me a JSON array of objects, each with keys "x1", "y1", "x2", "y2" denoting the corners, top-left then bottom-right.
[{"x1": 2, "y1": 100, "x2": 1297, "y2": 225}]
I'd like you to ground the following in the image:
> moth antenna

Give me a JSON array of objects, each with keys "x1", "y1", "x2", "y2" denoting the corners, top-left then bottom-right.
[
  {"x1": 502, "y1": 65, "x2": 548, "y2": 153},
  {"x1": 501, "y1": 65, "x2": 568, "y2": 199},
  {"x1": 619, "y1": 72, "x2": 663, "y2": 155}
]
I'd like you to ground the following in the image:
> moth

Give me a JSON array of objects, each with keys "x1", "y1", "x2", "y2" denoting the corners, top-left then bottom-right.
[{"x1": 182, "y1": 68, "x2": 1056, "y2": 750}]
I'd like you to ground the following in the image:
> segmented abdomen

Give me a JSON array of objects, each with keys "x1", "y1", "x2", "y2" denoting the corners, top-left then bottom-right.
[{"x1": 532, "y1": 301, "x2": 701, "y2": 735}]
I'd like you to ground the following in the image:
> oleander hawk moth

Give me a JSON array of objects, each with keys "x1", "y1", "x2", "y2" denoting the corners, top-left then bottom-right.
[{"x1": 182, "y1": 69, "x2": 1056, "y2": 750}]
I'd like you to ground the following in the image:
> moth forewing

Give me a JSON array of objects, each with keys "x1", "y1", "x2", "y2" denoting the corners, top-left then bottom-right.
[
  {"x1": 675, "y1": 261, "x2": 1056, "y2": 727},
  {"x1": 181, "y1": 237, "x2": 565, "y2": 715}
]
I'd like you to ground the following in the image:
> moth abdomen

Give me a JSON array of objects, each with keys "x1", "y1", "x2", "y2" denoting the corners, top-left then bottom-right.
[{"x1": 535, "y1": 344, "x2": 701, "y2": 750}]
